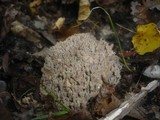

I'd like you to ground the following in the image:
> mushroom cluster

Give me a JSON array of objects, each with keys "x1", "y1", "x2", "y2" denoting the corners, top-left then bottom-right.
[{"x1": 41, "y1": 33, "x2": 121, "y2": 110}]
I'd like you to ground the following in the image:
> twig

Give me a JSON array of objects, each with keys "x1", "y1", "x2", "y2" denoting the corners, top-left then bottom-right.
[
  {"x1": 116, "y1": 23, "x2": 136, "y2": 33},
  {"x1": 99, "y1": 80, "x2": 160, "y2": 120}
]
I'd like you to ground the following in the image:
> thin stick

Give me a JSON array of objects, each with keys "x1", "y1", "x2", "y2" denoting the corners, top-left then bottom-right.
[
  {"x1": 116, "y1": 23, "x2": 136, "y2": 33},
  {"x1": 99, "y1": 80, "x2": 160, "y2": 120}
]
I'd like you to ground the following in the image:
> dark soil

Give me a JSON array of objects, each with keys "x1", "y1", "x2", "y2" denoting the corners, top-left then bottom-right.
[{"x1": 0, "y1": 0, "x2": 160, "y2": 120}]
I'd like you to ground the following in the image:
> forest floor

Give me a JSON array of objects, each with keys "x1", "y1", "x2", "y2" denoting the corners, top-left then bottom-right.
[{"x1": 0, "y1": 0, "x2": 160, "y2": 120}]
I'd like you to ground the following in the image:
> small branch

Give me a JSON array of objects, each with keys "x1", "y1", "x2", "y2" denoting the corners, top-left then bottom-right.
[
  {"x1": 99, "y1": 80, "x2": 160, "y2": 120},
  {"x1": 116, "y1": 23, "x2": 136, "y2": 33}
]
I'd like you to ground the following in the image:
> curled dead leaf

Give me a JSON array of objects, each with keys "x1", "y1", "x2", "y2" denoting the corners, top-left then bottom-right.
[
  {"x1": 29, "y1": 0, "x2": 42, "y2": 14},
  {"x1": 52, "y1": 17, "x2": 65, "y2": 30},
  {"x1": 56, "y1": 24, "x2": 80, "y2": 41},
  {"x1": 29, "y1": 0, "x2": 42, "y2": 7},
  {"x1": 78, "y1": 0, "x2": 91, "y2": 21},
  {"x1": 89, "y1": 84, "x2": 121, "y2": 116}
]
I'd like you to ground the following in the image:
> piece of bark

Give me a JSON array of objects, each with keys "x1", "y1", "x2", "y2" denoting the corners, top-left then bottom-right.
[{"x1": 99, "y1": 80, "x2": 160, "y2": 120}]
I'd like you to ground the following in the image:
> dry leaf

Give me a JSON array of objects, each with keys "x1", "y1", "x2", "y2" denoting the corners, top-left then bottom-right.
[
  {"x1": 132, "y1": 23, "x2": 160, "y2": 55},
  {"x1": 56, "y1": 24, "x2": 80, "y2": 41},
  {"x1": 29, "y1": 0, "x2": 42, "y2": 14},
  {"x1": 11, "y1": 21, "x2": 42, "y2": 48},
  {"x1": 89, "y1": 84, "x2": 121, "y2": 116},
  {"x1": 52, "y1": 17, "x2": 65, "y2": 30},
  {"x1": 29, "y1": 0, "x2": 42, "y2": 7},
  {"x1": 78, "y1": 0, "x2": 90, "y2": 21},
  {"x1": 119, "y1": 50, "x2": 136, "y2": 58},
  {"x1": 131, "y1": 1, "x2": 149, "y2": 24},
  {"x1": 92, "y1": 94, "x2": 121, "y2": 116}
]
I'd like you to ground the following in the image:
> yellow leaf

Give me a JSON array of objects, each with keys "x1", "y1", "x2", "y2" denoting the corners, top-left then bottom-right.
[
  {"x1": 30, "y1": 7, "x2": 38, "y2": 14},
  {"x1": 29, "y1": 0, "x2": 42, "y2": 14},
  {"x1": 132, "y1": 23, "x2": 160, "y2": 55},
  {"x1": 29, "y1": 0, "x2": 42, "y2": 7},
  {"x1": 78, "y1": 0, "x2": 90, "y2": 21},
  {"x1": 52, "y1": 17, "x2": 65, "y2": 30}
]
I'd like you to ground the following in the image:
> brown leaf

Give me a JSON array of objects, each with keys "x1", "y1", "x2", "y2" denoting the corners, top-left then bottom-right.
[
  {"x1": 119, "y1": 50, "x2": 136, "y2": 58},
  {"x1": 89, "y1": 84, "x2": 121, "y2": 116},
  {"x1": 95, "y1": 94, "x2": 121, "y2": 116},
  {"x1": 56, "y1": 24, "x2": 80, "y2": 41},
  {"x1": 131, "y1": 1, "x2": 150, "y2": 24},
  {"x1": 11, "y1": 21, "x2": 42, "y2": 48}
]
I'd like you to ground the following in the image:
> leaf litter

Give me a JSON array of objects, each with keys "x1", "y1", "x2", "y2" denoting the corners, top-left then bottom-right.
[{"x1": 0, "y1": 0, "x2": 160, "y2": 120}]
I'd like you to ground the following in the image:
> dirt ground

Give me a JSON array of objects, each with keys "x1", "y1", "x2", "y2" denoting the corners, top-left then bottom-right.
[{"x1": 0, "y1": 0, "x2": 160, "y2": 120}]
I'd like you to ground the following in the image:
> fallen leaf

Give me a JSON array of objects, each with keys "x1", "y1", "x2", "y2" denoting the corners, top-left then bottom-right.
[
  {"x1": 29, "y1": 0, "x2": 42, "y2": 7},
  {"x1": 78, "y1": 0, "x2": 90, "y2": 21},
  {"x1": 29, "y1": 0, "x2": 42, "y2": 14},
  {"x1": 11, "y1": 21, "x2": 42, "y2": 48},
  {"x1": 130, "y1": 1, "x2": 149, "y2": 24},
  {"x1": 132, "y1": 23, "x2": 160, "y2": 55},
  {"x1": 89, "y1": 84, "x2": 121, "y2": 116},
  {"x1": 56, "y1": 24, "x2": 80, "y2": 41},
  {"x1": 92, "y1": 94, "x2": 121, "y2": 116},
  {"x1": 52, "y1": 17, "x2": 65, "y2": 30},
  {"x1": 119, "y1": 50, "x2": 136, "y2": 58},
  {"x1": 30, "y1": 7, "x2": 38, "y2": 14}
]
